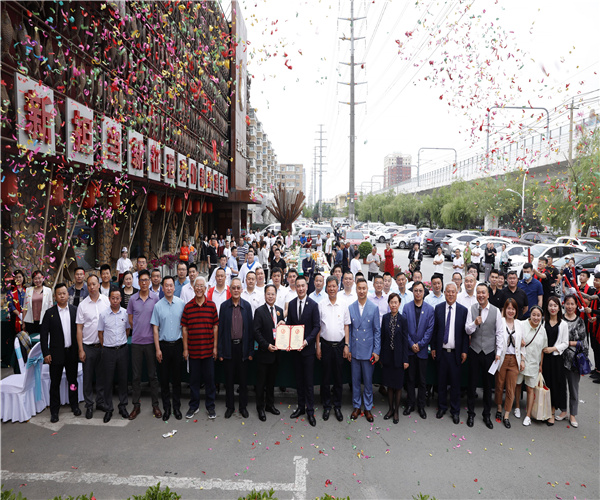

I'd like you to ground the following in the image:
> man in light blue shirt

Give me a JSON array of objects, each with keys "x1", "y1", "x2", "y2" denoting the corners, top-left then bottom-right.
[
  {"x1": 395, "y1": 273, "x2": 414, "y2": 314},
  {"x1": 151, "y1": 276, "x2": 186, "y2": 421},
  {"x1": 174, "y1": 261, "x2": 189, "y2": 298},
  {"x1": 308, "y1": 273, "x2": 326, "y2": 303},
  {"x1": 424, "y1": 275, "x2": 445, "y2": 308}
]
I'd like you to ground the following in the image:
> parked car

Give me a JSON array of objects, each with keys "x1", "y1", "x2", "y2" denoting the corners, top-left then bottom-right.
[
  {"x1": 343, "y1": 229, "x2": 368, "y2": 247},
  {"x1": 519, "y1": 232, "x2": 556, "y2": 245},
  {"x1": 441, "y1": 233, "x2": 479, "y2": 260},
  {"x1": 293, "y1": 227, "x2": 328, "y2": 248},
  {"x1": 495, "y1": 244, "x2": 530, "y2": 271},
  {"x1": 391, "y1": 229, "x2": 419, "y2": 249},
  {"x1": 461, "y1": 230, "x2": 484, "y2": 236},
  {"x1": 555, "y1": 236, "x2": 600, "y2": 252},
  {"x1": 508, "y1": 244, "x2": 584, "y2": 275},
  {"x1": 553, "y1": 252, "x2": 600, "y2": 275},
  {"x1": 425, "y1": 229, "x2": 459, "y2": 255},
  {"x1": 370, "y1": 226, "x2": 400, "y2": 243},
  {"x1": 487, "y1": 228, "x2": 520, "y2": 242}
]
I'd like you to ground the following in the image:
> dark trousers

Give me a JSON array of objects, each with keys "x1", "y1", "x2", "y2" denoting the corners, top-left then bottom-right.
[
  {"x1": 368, "y1": 272, "x2": 379, "y2": 282},
  {"x1": 103, "y1": 345, "x2": 128, "y2": 413},
  {"x1": 223, "y1": 342, "x2": 248, "y2": 410},
  {"x1": 294, "y1": 353, "x2": 315, "y2": 413},
  {"x1": 591, "y1": 333, "x2": 600, "y2": 371},
  {"x1": 320, "y1": 340, "x2": 344, "y2": 410},
  {"x1": 131, "y1": 343, "x2": 159, "y2": 407},
  {"x1": 49, "y1": 346, "x2": 79, "y2": 416},
  {"x1": 255, "y1": 359, "x2": 278, "y2": 410},
  {"x1": 263, "y1": 267, "x2": 269, "y2": 283},
  {"x1": 437, "y1": 349, "x2": 461, "y2": 415},
  {"x1": 406, "y1": 355, "x2": 428, "y2": 409},
  {"x1": 82, "y1": 343, "x2": 105, "y2": 409},
  {"x1": 159, "y1": 339, "x2": 183, "y2": 411},
  {"x1": 189, "y1": 356, "x2": 216, "y2": 412},
  {"x1": 467, "y1": 348, "x2": 495, "y2": 417}
]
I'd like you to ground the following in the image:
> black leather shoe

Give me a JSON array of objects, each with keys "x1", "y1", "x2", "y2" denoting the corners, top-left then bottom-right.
[
  {"x1": 334, "y1": 408, "x2": 343, "y2": 421},
  {"x1": 322, "y1": 409, "x2": 330, "y2": 421},
  {"x1": 257, "y1": 408, "x2": 266, "y2": 421},
  {"x1": 452, "y1": 414, "x2": 460, "y2": 425},
  {"x1": 436, "y1": 409, "x2": 446, "y2": 419},
  {"x1": 384, "y1": 409, "x2": 394, "y2": 420},
  {"x1": 162, "y1": 409, "x2": 171, "y2": 422},
  {"x1": 173, "y1": 409, "x2": 182, "y2": 420},
  {"x1": 307, "y1": 413, "x2": 316, "y2": 427},
  {"x1": 503, "y1": 418, "x2": 511, "y2": 429},
  {"x1": 86, "y1": 408, "x2": 93, "y2": 419},
  {"x1": 119, "y1": 408, "x2": 130, "y2": 419},
  {"x1": 103, "y1": 411, "x2": 112, "y2": 423},
  {"x1": 224, "y1": 408, "x2": 234, "y2": 419},
  {"x1": 265, "y1": 405, "x2": 280, "y2": 415},
  {"x1": 240, "y1": 408, "x2": 249, "y2": 419},
  {"x1": 50, "y1": 414, "x2": 59, "y2": 423},
  {"x1": 290, "y1": 407, "x2": 306, "y2": 419},
  {"x1": 483, "y1": 416, "x2": 494, "y2": 429},
  {"x1": 72, "y1": 406, "x2": 81, "y2": 417},
  {"x1": 403, "y1": 406, "x2": 414, "y2": 416},
  {"x1": 467, "y1": 415, "x2": 474, "y2": 427},
  {"x1": 418, "y1": 407, "x2": 427, "y2": 419}
]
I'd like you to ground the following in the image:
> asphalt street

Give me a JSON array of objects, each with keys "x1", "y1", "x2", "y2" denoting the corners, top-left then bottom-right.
[{"x1": 2, "y1": 248, "x2": 599, "y2": 499}]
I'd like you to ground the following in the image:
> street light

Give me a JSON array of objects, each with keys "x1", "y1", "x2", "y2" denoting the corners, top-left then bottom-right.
[{"x1": 506, "y1": 171, "x2": 528, "y2": 236}]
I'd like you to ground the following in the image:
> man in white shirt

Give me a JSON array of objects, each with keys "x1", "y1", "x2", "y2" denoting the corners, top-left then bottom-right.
[
  {"x1": 383, "y1": 272, "x2": 399, "y2": 294},
  {"x1": 368, "y1": 275, "x2": 390, "y2": 325},
  {"x1": 223, "y1": 240, "x2": 232, "y2": 260},
  {"x1": 209, "y1": 255, "x2": 233, "y2": 287},
  {"x1": 241, "y1": 271, "x2": 264, "y2": 315},
  {"x1": 366, "y1": 246, "x2": 381, "y2": 282},
  {"x1": 100, "y1": 264, "x2": 117, "y2": 297},
  {"x1": 180, "y1": 264, "x2": 199, "y2": 303},
  {"x1": 350, "y1": 250, "x2": 362, "y2": 278},
  {"x1": 206, "y1": 268, "x2": 230, "y2": 316},
  {"x1": 452, "y1": 248, "x2": 465, "y2": 277},
  {"x1": 317, "y1": 276, "x2": 351, "y2": 422},
  {"x1": 471, "y1": 241, "x2": 482, "y2": 272},
  {"x1": 76, "y1": 275, "x2": 110, "y2": 419},
  {"x1": 325, "y1": 232, "x2": 335, "y2": 266},
  {"x1": 395, "y1": 273, "x2": 414, "y2": 314},
  {"x1": 254, "y1": 267, "x2": 266, "y2": 296},
  {"x1": 131, "y1": 255, "x2": 148, "y2": 290},
  {"x1": 270, "y1": 268, "x2": 289, "y2": 312},
  {"x1": 457, "y1": 275, "x2": 478, "y2": 309},
  {"x1": 116, "y1": 247, "x2": 132, "y2": 280},
  {"x1": 424, "y1": 275, "x2": 445, "y2": 308},
  {"x1": 339, "y1": 271, "x2": 358, "y2": 308},
  {"x1": 432, "y1": 246, "x2": 445, "y2": 280},
  {"x1": 309, "y1": 273, "x2": 326, "y2": 303},
  {"x1": 284, "y1": 269, "x2": 299, "y2": 317},
  {"x1": 238, "y1": 249, "x2": 260, "y2": 284}
]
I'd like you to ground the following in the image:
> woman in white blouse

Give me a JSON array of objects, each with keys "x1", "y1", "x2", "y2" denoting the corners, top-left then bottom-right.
[
  {"x1": 494, "y1": 298, "x2": 526, "y2": 429},
  {"x1": 22, "y1": 270, "x2": 53, "y2": 340},
  {"x1": 541, "y1": 296, "x2": 569, "y2": 426}
]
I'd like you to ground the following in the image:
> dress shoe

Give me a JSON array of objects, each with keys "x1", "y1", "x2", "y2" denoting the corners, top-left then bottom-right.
[
  {"x1": 452, "y1": 414, "x2": 460, "y2": 425},
  {"x1": 307, "y1": 413, "x2": 316, "y2": 427},
  {"x1": 334, "y1": 408, "x2": 343, "y2": 422},
  {"x1": 224, "y1": 408, "x2": 234, "y2": 419},
  {"x1": 555, "y1": 412, "x2": 567, "y2": 421},
  {"x1": 350, "y1": 408, "x2": 361, "y2": 420},
  {"x1": 418, "y1": 407, "x2": 427, "y2": 419},
  {"x1": 257, "y1": 408, "x2": 266, "y2": 421},
  {"x1": 129, "y1": 405, "x2": 141, "y2": 420},
  {"x1": 50, "y1": 414, "x2": 59, "y2": 423},
  {"x1": 72, "y1": 406, "x2": 81, "y2": 417},
  {"x1": 590, "y1": 371, "x2": 600, "y2": 379},
  {"x1": 403, "y1": 406, "x2": 414, "y2": 416},
  {"x1": 546, "y1": 419, "x2": 554, "y2": 426},
  {"x1": 86, "y1": 408, "x2": 93, "y2": 419},
  {"x1": 593, "y1": 379, "x2": 600, "y2": 384},
  {"x1": 173, "y1": 409, "x2": 182, "y2": 420},
  {"x1": 467, "y1": 415, "x2": 474, "y2": 427},
  {"x1": 152, "y1": 405, "x2": 162, "y2": 419},
  {"x1": 569, "y1": 418, "x2": 578, "y2": 428},
  {"x1": 503, "y1": 418, "x2": 511, "y2": 429},
  {"x1": 265, "y1": 405, "x2": 280, "y2": 415},
  {"x1": 483, "y1": 416, "x2": 494, "y2": 429},
  {"x1": 240, "y1": 408, "x2": 249, "y2": 418},
  {"x1": 103, "y1": 411, "x2": 112, "y2": 423},
  {"x1": 393, "y1": 413, "x2": 399, "y2": 425},
  {"x1": 119, "y1": 408, "x2": 130, "y2": 419},
  {"x1": 162, "y1": 409, "x2": 171, "y2": 422},
  {"x1": 384, "y1": 409, "x2": 394, "y2": 420},
  {"x1": 322, "y1": 409, "x2": 330, "y2": 421},
  {"x1": 436, "y1": 409, "x2": 446, "y2": 419},
  {"x1": 290, "y1": 407, "x2": 306, "y2": 419},
  {"x1": 364, "y1": 410, "x2": 374, "y2": 423}
]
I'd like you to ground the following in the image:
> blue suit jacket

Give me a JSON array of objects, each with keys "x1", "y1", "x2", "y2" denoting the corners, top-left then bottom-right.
[
  {"x1": 402, "y1": 301, "x2": 435, "y2": 359},
  {"x1": 432, "y1": 301, "x2": 469, "y2": 365},
  {"x1": 348, "y1": 300, "x2": 381, "y2": 360}
]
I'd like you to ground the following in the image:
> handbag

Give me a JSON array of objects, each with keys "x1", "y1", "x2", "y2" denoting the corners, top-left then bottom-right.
[
  {"x1": 531, "y1": 373, "x2": 552, "y2": 421},
  {"x1": 572, "y1": 341, "x2": 591, "y2": 375}
]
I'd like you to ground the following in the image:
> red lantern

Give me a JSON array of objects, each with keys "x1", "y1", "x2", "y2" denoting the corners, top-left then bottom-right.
[
  {"x1": 107, "y1": 189, "x2": 120, "y2": 210},
  {"x1": 192, "y1": 200, "x2": 201, "y2": 214},
  {"x1": 1, "y1": 172, "x2": 18, "y2": 206},
  {"x1": 202, "y1": 202, "x2": 207, "y2": 214},
  {"x1": 162, "y1": 195, "x2": 171, "y2": 212},
  {"x1": 207, "y1": 201, "x2": 213, "y2": 214},
  {"x1": 50, "y1": 177, "x2": 65, "y2": 206},
  {"x1": 82, "y1": 182, "x2": 98, "y2": 209},
  {"x1": 147, "y1": 193, "x2": 158, "y2": 212},
  {"x1": 174, "y1": 197, "x2": 183, "y2": 213}
]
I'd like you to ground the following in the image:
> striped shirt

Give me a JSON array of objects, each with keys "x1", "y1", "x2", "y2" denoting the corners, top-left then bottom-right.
[{"x1": 181, "y1": 298, "x2": 219, "y2": 359}]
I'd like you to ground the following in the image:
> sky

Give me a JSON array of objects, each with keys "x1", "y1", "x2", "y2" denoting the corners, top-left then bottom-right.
[{"x1": 237, "y1": 0, "x2": 600, "y2": 201}]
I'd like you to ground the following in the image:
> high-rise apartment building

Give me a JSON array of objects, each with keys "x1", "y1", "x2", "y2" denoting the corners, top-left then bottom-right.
[
  {"x1": 278, "y1": 164, "x2": 304, "y2": 192},
  {"x1": 383, "y1": 153, "x2": 412, "y2": 188}
]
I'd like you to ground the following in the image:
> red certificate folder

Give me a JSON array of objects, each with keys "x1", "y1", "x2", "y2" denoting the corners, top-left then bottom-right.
[{"x1": 275, "y1": 325, "x2": 305, "y2": 350}]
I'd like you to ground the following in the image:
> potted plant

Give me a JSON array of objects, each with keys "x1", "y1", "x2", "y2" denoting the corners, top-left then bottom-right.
[{"x1": 358, "y1": 241, "x2": 373, "y2": 263}]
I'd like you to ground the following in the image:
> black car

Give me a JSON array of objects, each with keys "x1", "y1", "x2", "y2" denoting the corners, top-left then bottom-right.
[
  {"x1": 553, "y1": 252, "x2": 600, "y2": 274},
  {"x1": 519, "y1": 232, "x2": 556, "y2": 246},
  {"x1": 425, "y1": 229, "x2": 459, "y2": 256}
]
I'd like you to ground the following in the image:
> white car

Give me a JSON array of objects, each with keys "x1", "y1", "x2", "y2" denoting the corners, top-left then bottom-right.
[
  {"x1": 441, "y1": 233, "x2": 479, "y2": 260},
  {"x1": 391, "y1": 229, "x2": 417, "y2": 249},
  {"x1": 370, "y1": 227, "x2": 399, "y2": 243},
  {"x1": 497, "y1": 244, "x2": 530, "y2": 271},
  {"x1": 555, "y1": 236, "x2": 600, "y2": 252},
  {"x1": 510, "y1": 243, "x2": 583, "y2": 275}
]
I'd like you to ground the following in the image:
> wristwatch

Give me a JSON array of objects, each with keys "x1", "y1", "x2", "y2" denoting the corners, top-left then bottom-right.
[{"x1": 344, "y1": 343, "x2": 349, "y2": 347}]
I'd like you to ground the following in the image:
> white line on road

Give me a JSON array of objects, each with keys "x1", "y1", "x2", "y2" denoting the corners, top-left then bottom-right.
[
  {"x1": 28, "y1": 412, "x2": 130, "y2": 431},
  {"x1": 1, "y1": 456, "x2": 309, "y2": 500}
]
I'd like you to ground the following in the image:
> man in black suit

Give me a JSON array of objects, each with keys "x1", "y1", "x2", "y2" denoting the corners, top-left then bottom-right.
[
  {"x1": 40, "y1": 283, "x2": 81, "y2": 422},
  {"x1": 253, "y1": 285, "x2": 283, "y2": 421},
  {"x1": 287, "y1": 275, "x2": 321, "y2": 426},
  {"x1": 431, "y1": 282, "x2": 469, "y2": 425}
]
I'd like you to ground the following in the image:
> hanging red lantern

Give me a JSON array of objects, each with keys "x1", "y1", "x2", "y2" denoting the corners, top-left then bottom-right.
[
  {"x1": 207, "y1": 201, "x2": 213, "y2": 214},
  {"x1": 1, "y1": 172, "x2": 18, "y2": 206},
  {"x1": 174, "y1": 197, "x2": 183, "y2": 213},
  {"x1": 82, "y1": 182, "x2": 98, "y2": 209},
  {"x1": 202, "y1": 202, "x2": 207, "y2": 214},
  {"x1": 107, "y1": 189, "x2": 120, "y2": 210},
  {"x1": 162, "y1": 195, "x2": 171, "y2": 212},
  {"x1": 50, "y1": 177, "x2": 65, "y2": 206},
  {"x1": 147, "y1": 193, "x2": 158, "y2": 212},
  {"x1": 192, "y1": 200, "x2": 201, "y2": 214}
]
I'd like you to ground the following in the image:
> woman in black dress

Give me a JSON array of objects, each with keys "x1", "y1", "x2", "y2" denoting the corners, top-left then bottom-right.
[{"x1": 380, "y1": 293, "x2": 409, "y2": 424}]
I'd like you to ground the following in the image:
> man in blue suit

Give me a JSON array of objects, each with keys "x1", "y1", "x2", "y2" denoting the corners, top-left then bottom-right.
[
  {"x1": 402, "y1": 281, "x2": 435, "y2": 419},
  {"x1": 431, "y1": 282, "x2": 468, "y2": 424},
  {"x1": 348, "y1": 278, "x2": 381, "y2": 423},
  {"x1": 287, "y1": 276, "x2": 321, "y2": 426}
]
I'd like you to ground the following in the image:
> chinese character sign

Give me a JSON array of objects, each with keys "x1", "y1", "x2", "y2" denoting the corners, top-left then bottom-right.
[
  {"x1": 66, "y1": 98, "x2": 94, "y2": 165},
  {"x1": 198, "y1": 165, "x2": 205, "y2": 192},
  {"x1": 189, "y1": 159, "x2": 198, "y2": 190},
  {"x1": 164, "y1": 146, "x2": 175, "y2": 185},
  {"x1": 177, "y1": 153, "x2": 188, "y2": 188},
  {"x1": 147, "y1": 138, "x2": 161, "y2": 181},
  {"x1": 127, "y1": 130, "x2": 145, "y2": 177},
  {"x1": 101, "y1": 116, "x2": 122, "y2": 171}
]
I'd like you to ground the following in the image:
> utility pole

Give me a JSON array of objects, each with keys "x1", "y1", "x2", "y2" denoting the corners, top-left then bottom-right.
[
  {"x1": 339, "y1": 0, "x2": 366, "y2": 227},
  {"x1": 315, "y1": 125, "x2": 327, "y2": 219},
  {"x1": 311, "y1": 146, "x2": 317, "y2": 207}
]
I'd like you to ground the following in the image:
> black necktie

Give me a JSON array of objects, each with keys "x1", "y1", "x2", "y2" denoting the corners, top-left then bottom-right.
[
  {"x1": 270, "y1": 306, "x2": 276, "y2": 326},
  {"x1": 444, "y1": 306, "x2": 452, "y2": 344},
  {"x1": 298, "y1": 300, "x2": 303, "y2": 318}
]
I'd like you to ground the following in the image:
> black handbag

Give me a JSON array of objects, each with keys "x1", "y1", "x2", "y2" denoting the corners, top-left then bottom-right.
[{"x1": 572, "y1": 341, "x2": 591, "y2": 375}]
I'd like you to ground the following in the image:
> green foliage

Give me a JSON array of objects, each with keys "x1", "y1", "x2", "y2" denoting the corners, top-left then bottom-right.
[
  {"x1": 238, "y1": 489, "x2": 276, "y2": 500},
  {"x1": 318, "y1": 495, "x2": 350, "y2": 500},
  {"x1": 1, "y1": 484, "x2": 26, "y2": 500},
  {"x1": 358, "y1": 241, "x2": 373, "y2": 258},
  {"x1": 412, "y1": 494, "x2": 438, "y2": 500},
  {"x1": 127, "y1": 483, "x2": 180, "y2": 500},
  {"x1": 51, "y1": 495, "x2": 94, "y2": 500}
]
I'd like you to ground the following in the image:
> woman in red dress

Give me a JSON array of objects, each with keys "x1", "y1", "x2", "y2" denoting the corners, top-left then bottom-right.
[{"x1": 384, "y1": 242, "x2": 395, "y2": 275}]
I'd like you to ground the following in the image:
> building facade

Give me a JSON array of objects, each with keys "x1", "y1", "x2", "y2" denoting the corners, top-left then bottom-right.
[
  {"x1": 278, "y1": 164, "x2": 304, "y2": 192},
  {"x1": 383, "y1": 153, "x2": 412, "y2": 188}
]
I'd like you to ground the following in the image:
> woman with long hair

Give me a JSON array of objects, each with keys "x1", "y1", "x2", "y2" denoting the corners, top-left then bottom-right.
[{"x1": 120, "y1": 271, "x2": 139, "y2": 310}]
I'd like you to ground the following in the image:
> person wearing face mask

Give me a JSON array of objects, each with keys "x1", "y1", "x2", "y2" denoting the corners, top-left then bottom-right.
[{"x1": 518, "y1": 263, "x2": 543, "y2": 319}]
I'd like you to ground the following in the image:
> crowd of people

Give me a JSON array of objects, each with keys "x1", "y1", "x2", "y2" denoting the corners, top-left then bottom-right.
[{"x1": 3, "y1": 228, "x2": 599, "y2": 431}]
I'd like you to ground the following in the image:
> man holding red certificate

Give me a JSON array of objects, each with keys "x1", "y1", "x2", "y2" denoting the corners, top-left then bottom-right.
[{"x1": 287, "y1": 276, "x2": 321, "y2": 427}]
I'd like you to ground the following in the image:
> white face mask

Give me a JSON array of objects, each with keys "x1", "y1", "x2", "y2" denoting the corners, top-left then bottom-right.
[{"x1": 523, "y1": 273, "x2": 531, "y2": 281}]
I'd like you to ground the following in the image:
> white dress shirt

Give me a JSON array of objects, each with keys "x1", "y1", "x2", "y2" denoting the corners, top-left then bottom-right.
[
  {"x1": 57, "y1": 304, "x2": 72, "y2": 348},
  {"x1": 209, "y1": 266, "x2": 232, "y2": 287},
  {"x1": 98, "y1": 307, "x2": 128, "y2": 347},
  {"x1": 339, "y1": 290, "x2": 357, "y2": 309},
  {"x1": 457, "y1": 290, "x2": 478, "y2": 310},
  {"x1": 466, "y1": 302, "x2": 504, "y2": 339},
  {"x1": 433, "y1": 254, "x2": 445, "y2": 273},
  {"x1": 274, "y1": 285, "x2": 289, "y2": 311},
  {"x1": 210, "y1": 287, "x2": 229, "y2": 317},
  {"x1": 241, "y1": 288, "x2": 265, "y2": 315},
  {"x1": 76, "y1": 294, "x2": 110, "y2": 344},
  {"x1": 442, "y1": 302, "x2": 456, "y2": 349},
  {"x1": 350, "y1": 259, "x2": 362, "y2": 277},
  {"x1": 319, "y1": 298, "x2": 351, "y2": 342},
  {"x1": 179, "y1": 283, "x2": 195, "y2": 304}
]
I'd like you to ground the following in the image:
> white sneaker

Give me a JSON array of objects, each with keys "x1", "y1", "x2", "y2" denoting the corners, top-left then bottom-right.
[
  {"x1": 522, "y1": 416, "x2": 531, "y2": 426},
  {"x1": 514, "y1": 407, "x2": 521, "y2": 419}
]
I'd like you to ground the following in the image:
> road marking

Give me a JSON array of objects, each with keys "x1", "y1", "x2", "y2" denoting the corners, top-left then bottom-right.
[
  {"x1": 28, "y1": 412, "x2": 130, "y2": 431},
  {"x1": 1, "y1": 456, "x2": 309, "y2": 500}
]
